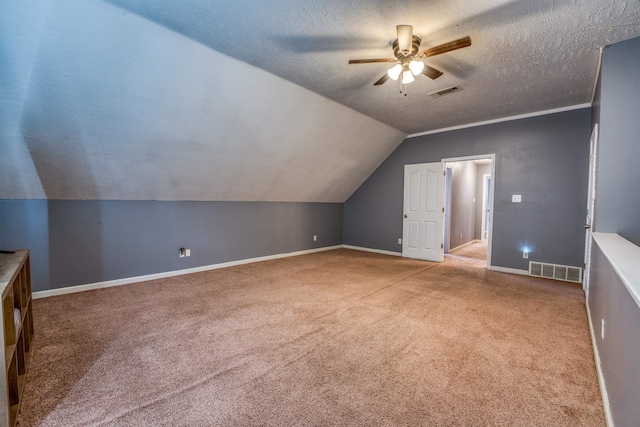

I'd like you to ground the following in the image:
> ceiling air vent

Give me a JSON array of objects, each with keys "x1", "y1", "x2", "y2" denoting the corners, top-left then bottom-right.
[
  {"x1": 428, "y1": 85, "x2": 462, "y2": 98},
  {"x1": 529, "y1": 262, "x2": 582, "y2": 284}
]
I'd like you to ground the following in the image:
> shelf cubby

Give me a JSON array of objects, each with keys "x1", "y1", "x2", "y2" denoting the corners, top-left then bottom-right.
[{"x1": 0, "y1": 250, "x2": 34, "y2": 426}]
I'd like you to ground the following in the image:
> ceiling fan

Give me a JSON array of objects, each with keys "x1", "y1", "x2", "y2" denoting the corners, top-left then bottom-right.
[{"x1": 348, "y1": 25, "x2": 471, "y2": 88}]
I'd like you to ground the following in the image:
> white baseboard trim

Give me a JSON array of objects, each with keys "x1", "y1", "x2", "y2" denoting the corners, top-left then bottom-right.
[
  {"x1": 586, "y1": 302, "x2": 614, "y2": 426},
  {"x1": 489, "y1": 266, "x2": 529, "y2": 276},
  {"x1": 449, "y1": 239, "x2": 480, "y2": 253},
  {"x1": 342, "y1": 245, "x2": 402, "y2": 257},
  {"x1": 31, "y1": 247, "x2": 539, "y2": 299},
  {"x1": 33, "y1": 245, "x2": 343, "y2": 299}
]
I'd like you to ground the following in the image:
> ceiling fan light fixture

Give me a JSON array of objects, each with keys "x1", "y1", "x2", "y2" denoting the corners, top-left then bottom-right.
[
  {"x1": 387, "y1": 63, "x2": 403, "y2": 80},
  {"x1": 401, "y1": 70, "x2": 415, "y2": 84},
  {"x1": 409, "y1": 60, "x2": 425, "y2": 76}
]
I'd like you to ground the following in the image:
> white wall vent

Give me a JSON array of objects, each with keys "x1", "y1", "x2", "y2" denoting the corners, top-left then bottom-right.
[
  {"x1": 428, "y1": 85, "x2": 462, "y2": 98},
  {"x1": 529, "y1": 262, "x2": 582, "y2": 284}
]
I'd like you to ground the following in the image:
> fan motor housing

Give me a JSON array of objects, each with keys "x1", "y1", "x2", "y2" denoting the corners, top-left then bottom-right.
[{"x1": 393, "y1": 36, "x2": 422, "y2": 58}]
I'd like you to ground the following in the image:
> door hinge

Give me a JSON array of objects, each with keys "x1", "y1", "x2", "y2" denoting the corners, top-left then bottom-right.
[
  {"x1": 442, "y1": 207, "x2": 445, "y2": 213},
  {"x1": 444, "y1": 171, "x2": 446, "y2": 176},
  {"x1": 441, "y1": 243, "x2": 444, "y2": 249}
]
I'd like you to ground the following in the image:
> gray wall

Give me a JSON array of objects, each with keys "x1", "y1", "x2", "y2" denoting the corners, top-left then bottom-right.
[
  {"x1": 588, "y1": 36, "x2": 640, "y2": 426},
  {"x1": 344, "y1": 108, "x2": 592, "y2": 270},
  {"x1": 588, "y1": 242, "x2": 640, "y2": 426},
  {"x1": 0, "y1": 200, "x2": 343, "y2": 292},
  {"x1": 594, "y1": 37, "x2": 640, "y2": 246},
  {"x1": 448, "y1": 161, "x2": 477, "y2": 250}
]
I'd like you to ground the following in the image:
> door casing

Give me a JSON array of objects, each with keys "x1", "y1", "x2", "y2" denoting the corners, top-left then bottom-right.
[
  {"x1": 583, "y1": 124, "x2": 599, "y2": 295},
  {"x1": 440, "y1": 154, "x2": 496, "y2": 269}
]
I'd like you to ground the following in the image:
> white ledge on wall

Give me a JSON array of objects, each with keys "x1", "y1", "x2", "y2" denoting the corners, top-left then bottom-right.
[{"x1": 592, "y1": 232, "x2": 640, "y2": 308}]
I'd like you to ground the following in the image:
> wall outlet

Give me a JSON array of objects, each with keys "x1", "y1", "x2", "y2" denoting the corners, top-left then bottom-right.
[
  {"x1": 522, "y1": 251, "x2": 528, "y2": 259},
  {"x1": 313, "y1": 235, "x2": 317, "y2": 241},
  {"x1": 512, "y1": 194, "x2": 522, "y2": 203},
  {"x1": 185, "y1": 249, "x2": 191, "y2": 257},
  {"x1": 601, "y1": 319, "x2": 605, "y2": 339},
  {"x1": 398, "y1": 238, "x2": 402, "y2": 245}
]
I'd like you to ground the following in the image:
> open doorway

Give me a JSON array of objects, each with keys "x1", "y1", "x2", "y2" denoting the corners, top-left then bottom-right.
[{"x1": 442, "y1": 155, "x2": 494, "y2": 267}]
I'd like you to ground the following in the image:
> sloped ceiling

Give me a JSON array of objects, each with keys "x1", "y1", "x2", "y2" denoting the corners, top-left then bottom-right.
[
  {"x1": 0, "y1": 1, "x2": 405, "y2": 202},
  {"x1": 1, "y1": 0, "x2": 639, "y2": 202},
  {"x1": 104, "y1": 0, "x2": 640, "y2": 133}
]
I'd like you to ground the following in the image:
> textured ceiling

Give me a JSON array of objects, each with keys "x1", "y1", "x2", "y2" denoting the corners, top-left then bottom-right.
[
  {"x1": 105, "y1": 0, "x2": 640, "y2": 134},
  {"x1": 2, "y1": 0, "x2": 639, "y2": 202},
  {"x1": 1, "y1": 0, "x2": 405, "y2": 202}
]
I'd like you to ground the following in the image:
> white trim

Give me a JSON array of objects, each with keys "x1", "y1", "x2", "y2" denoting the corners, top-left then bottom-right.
[
  {"x1": 343, "y1": 245, "x2": 402, "y2": 257},
  {"x1": 442, "y1": 153, "x2": 495, "y2": 163},
  {"x1": 583, "y1": 123, "x2": 599, "y2": 295},
  {"x1": 586, "y1": 301, "x2": 614, "y2": 426},
  {"x1": 592, "y1": 233, "x2": 640, "y2": 309},
  {"x1": 441, "y1": 154, "x2": 496, "y2": 270},
  {"x1": 449, "y1": 239, "x2": 478, "y2": 253},
  {"x1": 489, "y1": 266, "x2": 529, "y2": 276},
  {"x1": 33, "y1": 245, "x2": 342, "y2": 299},
  {"x1": 407, "y1": 104, "x2": 592, "y2": 138},
  {"x1": 481, "y1": 174, "x2": 491, "y2": 242}
]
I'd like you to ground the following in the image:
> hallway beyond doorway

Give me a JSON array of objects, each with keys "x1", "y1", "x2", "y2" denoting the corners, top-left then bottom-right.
[{"x1": 448, "y1": 241, "x2": 487, "y2": 263}]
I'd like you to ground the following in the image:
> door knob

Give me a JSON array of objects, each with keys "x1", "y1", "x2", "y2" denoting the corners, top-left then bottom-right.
[
  {"x1": 584, "y1": 224, "x2": 591, "y2": 229},
  {"x1": 404, "y1": 214, "x2": 408, "y2": 218}
]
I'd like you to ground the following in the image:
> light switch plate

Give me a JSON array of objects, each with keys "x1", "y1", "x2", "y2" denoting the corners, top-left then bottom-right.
[{"x1": 512, "y1": 195, "x2": 522, "y2": 203}]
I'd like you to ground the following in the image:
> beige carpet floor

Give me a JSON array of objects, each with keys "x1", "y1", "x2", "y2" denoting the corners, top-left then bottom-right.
[{"x1": 17, "y1": 248, "x2": 604, "y2": 426}]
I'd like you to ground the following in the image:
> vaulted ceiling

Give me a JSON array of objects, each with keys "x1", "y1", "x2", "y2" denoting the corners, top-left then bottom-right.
[{"x1": 2, "y1": 0, "x2": 639, "y2": 202}]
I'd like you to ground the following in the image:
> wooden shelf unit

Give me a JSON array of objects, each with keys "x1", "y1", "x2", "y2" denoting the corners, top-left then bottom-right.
[{"x1": 0, "y1": 250, "x2": 34, "y2": 427}]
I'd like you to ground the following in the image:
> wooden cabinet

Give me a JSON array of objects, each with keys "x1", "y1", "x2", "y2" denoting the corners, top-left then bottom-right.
[{"x1": 0, "y1": 250, "x2": 34, "y2": 427}]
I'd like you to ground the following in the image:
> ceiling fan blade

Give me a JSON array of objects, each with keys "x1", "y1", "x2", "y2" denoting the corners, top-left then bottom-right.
[
  {"x1": 396, "y1": 25, "x2": 413, "y2": 53},
  {"x1": 419, "y1": 36, "x2": 471, "y2": 57},
  {"x1": 348, "y1": 58, "x2": 396, "y2": 64},
  {"x1": 373, "y1": 73, "x2": 390, "y2": 86},
  {"x1": 422, "y1": 65, "x2": 444, "y2": 80}
]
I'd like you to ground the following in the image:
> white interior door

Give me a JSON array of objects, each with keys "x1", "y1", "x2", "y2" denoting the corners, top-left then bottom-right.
[
  {"x1": 583, "y1": 124, "x2": 598, "y2": 294},
  {"x1": 403, "y1": 163, "x2": 445, "y2": 261}
]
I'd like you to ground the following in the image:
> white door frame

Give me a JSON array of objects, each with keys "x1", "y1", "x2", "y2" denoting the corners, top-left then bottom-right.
[
  {"x1": 583, "y1": 124, "x2": 599, "y2": 295},
  {"x1": 444, "y1": 166, "x2": 453, "y2": 253},
  {"x1": 481, "y1": 173, "x2": 491, "y2": 242},
  {"x1": 441, "y1": 154, "x2": 496, "y2": 269}
]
